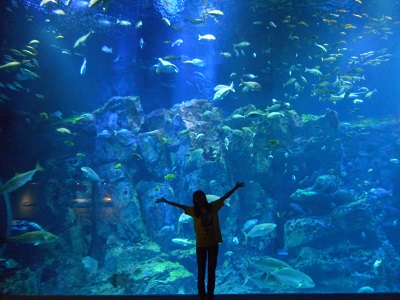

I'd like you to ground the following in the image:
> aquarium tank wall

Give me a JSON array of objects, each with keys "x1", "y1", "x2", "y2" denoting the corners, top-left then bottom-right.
[{"x1": 0, "y1": 0, "x2": 400, "y2": 296}]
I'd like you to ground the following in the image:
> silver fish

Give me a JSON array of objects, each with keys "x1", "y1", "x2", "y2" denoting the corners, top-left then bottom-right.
[
  {"x1": 81, "y1": 166, "x2": 100, "y2": 181},
  {"x1": 0, "y1": 163, "x2": 44, "y2": 194}
]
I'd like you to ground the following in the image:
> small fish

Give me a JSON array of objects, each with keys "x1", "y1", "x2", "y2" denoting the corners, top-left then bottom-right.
[
  {"x1": 198, "y1": 34, "x2": 216, "y2": 41},
  {"x1": 101, "y1": 46, "x2": 112, "y2": 53},
  {"x1": 73, "y1": 30, "x2": 94, "y2": 48},
  {"x1": 162, "y1": 17, "x2": 170, "y2": 26},
  {"x1": 80, "y1": 57, "x2": 87, "y2": 75},
  {"x1": 171, "y1": 39, "x2": 183, "y2": 47},
  {"x1": 139, "y1": 38, "x2": 144, "y2": 49},
  {"x1": 40, "y1": 0, "x2": 57, "y2": 7},
  {"x1": 135, "y1": 20, "x2": 143, "y2": 29},
  {"x1": 172, "y1": 238, "x2": 195, "y2": 246},
  {"x1": 206, "y1": 9, "x2": 224, "y2": 17},
  {"x1": 56, "y1": 127, "x2": 73, "y2": 134},
  {"x1": 53, "y1": 9, "x2": 65, "y2": 15},
  {"x1": 116, "y1": 19, "x2": 132, "y2": 26},
  {"x1": 315, "y1": 42, "x2": 327, "y2": 52},
  {"x1": 184, "y1": 18, "x2": 204, "y2": 24},
  {"x1": 305, "y1": 68, "x2": 323, "y2": 76}
]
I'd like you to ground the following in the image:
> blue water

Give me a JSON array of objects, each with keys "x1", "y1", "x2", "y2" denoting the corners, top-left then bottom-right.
[{"x1": 0, "y1": 0, "x2": 400, "y2": 296}]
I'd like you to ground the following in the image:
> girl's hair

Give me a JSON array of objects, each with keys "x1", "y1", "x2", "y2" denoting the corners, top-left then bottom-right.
[{"x1": 193, "y1": 190, "x2": 211, "y2": 218}]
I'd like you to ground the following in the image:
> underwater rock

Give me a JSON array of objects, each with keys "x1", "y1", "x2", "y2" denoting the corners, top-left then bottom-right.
[
  {"x1": 284, "y1": 216, "x2": 340, "y2": 253},
  {"x1": 331, "y1": 199, "x2": 380, "y2": 247},
  {"x1": 136, "y1": 181, "x2": 176, "y2": 239},
  {"x1": 136, "y1": 130, "x2": 169, "y2": 176},
  {"x1": 145, "y1": 108, "x2": 174, "y2": 132},
  {"x1": 98, "y1": 96, "x2": 145, "y2": 132},
  {"x1": 311, "y1": 175, "x2": 343, "y2": 193},
  {"x1": 301, "y1": 109, "x2": 341, "y2": 139},
  {"x1": 289, "y1": 175, "x2": 347, "y2": 215}
]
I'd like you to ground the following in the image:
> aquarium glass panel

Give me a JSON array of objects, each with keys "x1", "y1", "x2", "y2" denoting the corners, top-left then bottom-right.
[{"x1": 0, "y1": 0, "x2": 399, "y2": 296}]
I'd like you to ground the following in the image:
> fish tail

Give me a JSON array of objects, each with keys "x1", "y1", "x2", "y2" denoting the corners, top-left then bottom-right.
[
  {"x1": 229, "y1": 82, "x2": 235, "y2": 92},
  {"x1": 198, "y1": 34, "x2": 202, "y2": 40},
  {"x1": 242, "y1": 229, "x2": 248, "y2": 244},
  {"x1": 36, "y1": 162, "x2": 45, "y2": 172}
]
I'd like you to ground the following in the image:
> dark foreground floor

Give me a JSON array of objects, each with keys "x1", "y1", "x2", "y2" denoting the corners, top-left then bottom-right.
[{"x1": 1, "y1": 294, "x2": 400, "y2": 300}]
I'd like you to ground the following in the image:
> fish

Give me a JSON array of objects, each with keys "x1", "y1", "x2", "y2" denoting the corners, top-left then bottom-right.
[
  {"x1": 28, "y1": 40, "x2": 40, "y2": 45},
  {"x1": 249, "y1": 256, "x2": 289, "y2": 274},
  {"x1": 3, "y1": 230, "x2": 58, "y2": 245},
  {"x1": 188, "y1": 148, "x2": 204, "y2": 164},
  {"x1": 101, "y1": 46, "x2": 112, "y2": 53},
  {"x1": 243, "y1": 74, "x2": 258, "y2": 79},
  {"x1": 159, "y1": 225, "x2": 175, "y2": 234},
  {"x1": 56, "y1": 127, "x2": 72, "y2": 134},
  {"x1": 198, "y1": 34, "x2": 216, "y2": 41},
  {"x1": 290, "y1": 203, "x2": 307, "y2": 215},
  {"x1": 172, "y1": 238, "x2": 195, "y2": 246},
  {"x1": 97, "y1": 130, "x2": 113, "y2": 138},
  {"x1": 80, "y1": 57, "x2": 87, "y2": 75},
  {"x1": 206, "y1": 9, "x2": 224, "y2": 16},
  {"x1": 184, "y1": 18, "x2": 204, "y2": 24},
  {"x1": 271, "y1": 267, "x2": 315, "y2": 288},
  {"x1": 0, "y1": 162, "x2": 44, "y2": 194},
  {"x1": 183, "y1": 58, "x2": 205, "y2": 67},
  {"x1": 116, "y1": 19, "x2": 132, "y2": 26},
  {"x1": 0, "y1": 61, "x2": 21, "y2": 72},
  {"x1": 162, "y1": 17, "x2": 171, "y2": 26},
  {"x1": 220, "y1": 52, "x2": 232, "y2": 58},
  {"x1": 81, "y1": 166, "x2": 101, "y2": 181},
  {"x1": 243, "y1": 219, "x2": 258, "y2": 232},
  {"x1": 178, "y1": 212, "x2": 192, "y2": 224},
  {"x1": 305, "y1": 68, "x2": 323, "y2": 76},
  {"x1": 73, "y1": 30, "x2": 94, "y2": 48},
  {"x1": 135, "y1": 20, "x2": 143, "y2": 29},
  {"x1": 88, "y1": 0, "x2": 102, "y2": 7},
  {"x1": 139, "y1": 38, "x2": 144, "y2": 49},
  {"x1": 213, "y1": 82, "x2": 235, "y2": 101},
  {"x1": 53, "y1": 9, "x2": 65, "y2": 15},
  {"x1": 243, "y1": 223, "x2": 277, "y2": 242},
  {"x1": 240, "y1": 80, "x2": 261, "y2": 92},
  {"x1": 233, "y1": 41, "x2": 250, "y2": 48},
  {"x1": 12, "y1": 220, "x2": 43, "y2": 232},
  {"x1": 206, "y1": 194, "x2": 231, "y2": 206},
  {"x1": 82, "y1": 256, "x2": 98, "y2": 273},
  {"x1": 357, "y1": 286, "x2": 375, "y2": 293},
  {"x1": 315, "y1": 42, "x2": 327, "y2": 52},
  {"x1": 40, "y1": 0, "x2": 57, "y2": 6},
  {"x1": 171, "y1": 39, "x2": 183, "y2": 47}
]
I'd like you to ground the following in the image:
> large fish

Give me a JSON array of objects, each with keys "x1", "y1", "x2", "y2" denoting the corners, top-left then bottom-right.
[
  {"x1": 3, "y1": 230, "x2": 58, "y2": 246},
  {"x1": 243, "y1": 223, "x2": 277, "y2": 242},
  {"x1": 0, "y1": 163, "x2": 44, "y2": 194},
  {"x1": 81, "y1": 166, "x2": 101, "y2": 181}
]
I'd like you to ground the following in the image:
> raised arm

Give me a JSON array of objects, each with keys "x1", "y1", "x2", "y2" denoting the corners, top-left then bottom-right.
[
  {"x1": 155, "y1": 197, "x2": 186, "y2": 210},
  {"x1": 219, "y1": 181, "x2": 245, "y2": 202}
]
